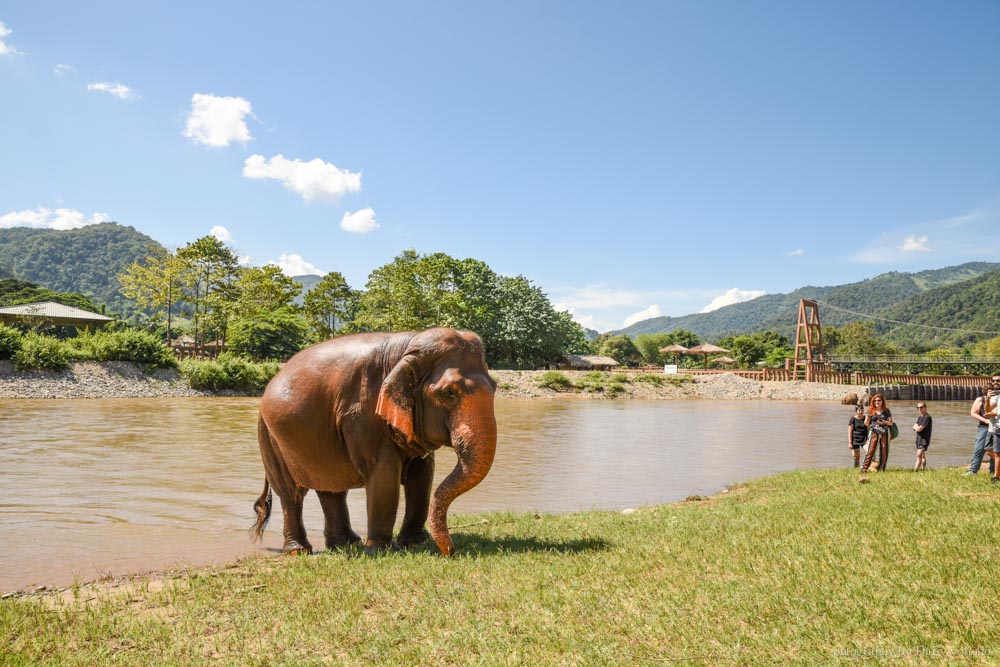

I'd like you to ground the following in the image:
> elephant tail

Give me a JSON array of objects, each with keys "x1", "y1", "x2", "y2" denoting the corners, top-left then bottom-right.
[{"x1": 250, "y1": 479, "x2": 272, "y2": 542}]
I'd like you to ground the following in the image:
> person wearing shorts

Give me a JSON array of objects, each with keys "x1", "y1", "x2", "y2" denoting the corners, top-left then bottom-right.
[
  {"x1": 912, "y1": 403, "x2": 931, "y2": 471},
  {"x1": 848, "y1": 405, "x2": 868, "y2": 468}
]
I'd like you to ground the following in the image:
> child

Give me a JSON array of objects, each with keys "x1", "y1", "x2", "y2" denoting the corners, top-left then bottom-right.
[
  {"x1": 848, "y1": 405, "x2": 868, "y2": 468},
  {"x1": 913, "y1": 403, "x2": 931, "y2": 470}
]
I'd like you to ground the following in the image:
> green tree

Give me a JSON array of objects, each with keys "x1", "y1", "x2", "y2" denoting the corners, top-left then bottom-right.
[
  {"x1": 117, "y1": 248, "x2": 185, "y2": 343},
  {"x1": 826, "y1": 321, "x2": 899, "y2": 357},
  {"x1": 598, "y1": 334, "x2": 641, "y2": 367},
  {"x1": 304, "y1": 271, "x2": 359, "y2": 340},
  {"x1": 354, "y1": 250, "x2": 427, "y2": 331},
  {"x1": 176, "y1": 236, "x2": 241, "y2": 346},
  {"x1": 228, "y1": 307, "x2": 308, "y2": 361},
  {"x1": 718, "y1": 331, "x2": 790, "y2": 368},
  {"x1": 634, "y1": 333, "x2": 675, "y2": 366},
  {"x1": 231, "y1": 265, "x2": 302, "y2": 321}
]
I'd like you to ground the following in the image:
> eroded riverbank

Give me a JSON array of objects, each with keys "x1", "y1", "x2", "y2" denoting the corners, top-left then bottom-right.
[{"x1": 0, "y1": 361, "x2": 859, "y2": 401}]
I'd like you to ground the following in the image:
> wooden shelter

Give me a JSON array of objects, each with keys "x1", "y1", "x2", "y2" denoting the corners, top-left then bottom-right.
[
  {"x1": 686, "y1": 343, "x2": 730, "y2": 369},
  {"x1": 0, "y1": 301, "x2": 113, "y2": 329},
  {"x1": 557, "y1": 354, "x2": 620, "y2": 371},
  {"x1": 659, "y1": 344, "x2": 689, "y2": 365}
]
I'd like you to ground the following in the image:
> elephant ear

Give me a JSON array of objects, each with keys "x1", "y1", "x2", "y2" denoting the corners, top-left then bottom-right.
[{"x1": 376, "y1": 353, "x2": 419, "y2": 445}]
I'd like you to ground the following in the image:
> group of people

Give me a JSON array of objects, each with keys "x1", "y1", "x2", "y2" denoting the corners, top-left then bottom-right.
[
  {"x1": 846, "y1": 374, "x2": 1000, "y2": 480},
  {"x1": 847, "y1": 394, "x2": 932, "y2": 474},
  {"x1": 964, "y1": 374, "x2": 1000, "y2": 483}
]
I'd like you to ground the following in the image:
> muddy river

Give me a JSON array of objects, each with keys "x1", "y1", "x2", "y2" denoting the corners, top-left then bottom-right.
[{"x1": 0, "y1": 397, "x2": 980, "y2": 592}]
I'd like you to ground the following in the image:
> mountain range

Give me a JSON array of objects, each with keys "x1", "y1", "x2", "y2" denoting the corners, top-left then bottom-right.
[{"x1": 612, "y1": 261, "x2": 1000, "y2": 349}]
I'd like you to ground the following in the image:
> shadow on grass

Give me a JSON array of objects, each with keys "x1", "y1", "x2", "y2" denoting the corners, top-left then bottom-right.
[
  {"x1": 451, "y1": 534, "x2": 611, "y2": 556},
  {"x1": 260, "y1": 536, "x2": 612, "y2": 558}
]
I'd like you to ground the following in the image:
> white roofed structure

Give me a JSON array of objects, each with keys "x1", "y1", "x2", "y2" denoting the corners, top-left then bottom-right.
[{"x1": 0, "y1": 301, "x2": 114, "y2": 328}]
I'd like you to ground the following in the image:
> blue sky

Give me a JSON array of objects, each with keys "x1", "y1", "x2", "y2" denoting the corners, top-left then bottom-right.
[{"x1": 2, "y1": 2, "x2": 999, "y2": 332}]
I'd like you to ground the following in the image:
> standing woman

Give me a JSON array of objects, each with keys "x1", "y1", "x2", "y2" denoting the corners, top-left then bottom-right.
[{"x1": 862, "y1": 394, "x2": 893, "y2": 473}]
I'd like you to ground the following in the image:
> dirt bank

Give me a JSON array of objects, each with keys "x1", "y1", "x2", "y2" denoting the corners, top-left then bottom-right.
[
  {"x1": 489, "y1": 369, "x2": 858, "y2": 401},
  {"x1": 0, "y1": 361, "x2": 859, "y2": 401}
]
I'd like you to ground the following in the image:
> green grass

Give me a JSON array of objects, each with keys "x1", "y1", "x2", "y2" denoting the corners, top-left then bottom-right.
[
  {"x1": 2, "y1": 468, "x2": 997, "y2": 665},
  {"x1": 537, "y1": 370, "x2": 694, "y2": 395}
]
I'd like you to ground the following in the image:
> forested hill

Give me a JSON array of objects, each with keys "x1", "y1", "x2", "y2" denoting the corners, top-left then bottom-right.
[
  {"x1": 877, "y1": 267, "x2": 1000, "y2": 348},
  {"x1": 0, "y1": 223, "x2": 165, "y2": 316},
  {"x1": 615, "y1": 262, "x2": 1000, "y2": 342}
]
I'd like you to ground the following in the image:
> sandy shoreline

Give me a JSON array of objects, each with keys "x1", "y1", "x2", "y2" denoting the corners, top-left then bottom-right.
[{"x1": 0, "y1": 361, "x2": 861, "y2": 402}]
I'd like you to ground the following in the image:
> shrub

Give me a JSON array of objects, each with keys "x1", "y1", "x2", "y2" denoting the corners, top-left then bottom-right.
[
  {"x1": 536, "y1": 371, "x2": 575, "y2": 391},
  {"x1": 70, "y1": 329, "x2": 177, "y2": 368},
  {"x1": 180, "y1": 354, "x2": 280, "y2": 392},
  {"x1": 13, "y1": 332, "x2": 70, "y2": 371},
  {"x1": 0, "y1": 324, "x2": 22, "y2": 360}
]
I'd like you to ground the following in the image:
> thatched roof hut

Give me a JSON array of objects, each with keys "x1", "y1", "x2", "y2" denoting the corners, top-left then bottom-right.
[{"x1": 557, "y1": 354, "x2": 620, "y2": 371}]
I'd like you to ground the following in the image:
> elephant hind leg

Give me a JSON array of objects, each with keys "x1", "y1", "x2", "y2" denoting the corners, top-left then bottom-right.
[
  {"x1": 258, "y1": 416, "x2": 312, "y2": 555},
  {"x1": 279, "y1": 489, "x2": 313, "y2": 555},
  {"x1": 317, "y1": 490, "x2": 362, "y2": 549}
]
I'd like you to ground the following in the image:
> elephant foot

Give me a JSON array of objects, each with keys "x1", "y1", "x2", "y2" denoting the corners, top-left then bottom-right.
[
  {"x1": 363, "y1": 538, "x2": 401, "y2": 556},
  {"x1": 325, "y1": 530, "x2": 362, "y2": 550},
  {"x1": 395, "y1": 529, "x2": 431, "y2": 549},
  {"x1": 283, "y1": 540, "x2": 313, "y2": 556}
]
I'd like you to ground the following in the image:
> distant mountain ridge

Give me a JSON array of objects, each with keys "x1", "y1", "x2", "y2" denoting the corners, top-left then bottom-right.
[{"x1": 613, "y1": 262, "x2": 1000, "y2": 346}]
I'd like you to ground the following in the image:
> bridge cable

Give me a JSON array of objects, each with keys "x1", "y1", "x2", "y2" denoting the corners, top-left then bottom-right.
[{"x1": 811, "y1": 300, "x2": 1000, "y2": 336}]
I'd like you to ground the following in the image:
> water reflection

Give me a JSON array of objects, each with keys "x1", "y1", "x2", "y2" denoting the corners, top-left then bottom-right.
[{"x1": 0, "y1": 397, "x2": 978, "y2": 591}]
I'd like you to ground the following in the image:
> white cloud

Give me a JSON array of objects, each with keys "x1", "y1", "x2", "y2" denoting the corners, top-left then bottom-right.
[
  {"x1": 340, "y1": 208, "x2": 378, "y2": 234},
  {"x1": 210, "y1": 225, "x2": 232, "y2": 242},
  {"x1": 700, "y1": 288, "x2": 766, "y2": 313},
  {"x1": 787, "y1": 248, "x2": 805, "y2": 256},
  {"x1": 184, "y1": 93, "x2": 254, "y2": 147},
  {"x1": 238, "y1": 255, "x2": 252, "y2": 267},
  {"x1": 268, "y1": 253, "x2": 324, "y2": 276},
  {"x1": 623, "y1": 304, "x2": 662, "y2": 328},
  {"x1": 244, "y1": 154, "x2": 362, "y2": 203},
  {"x1": 0, "y1": 208, "x2": 111, "y2": 230},
  {"x1": 0, "y1": 21, "x2": 22, "y2": 56},
  {"x1": 900, "y1": 234, "x2": 931, "y2": 252},
  {"x1": 87, "y1": 82, "x2": 139, "y2": 100},
  {"x1": 54, "y1": 63, "x2": 76, "y2": 76}
]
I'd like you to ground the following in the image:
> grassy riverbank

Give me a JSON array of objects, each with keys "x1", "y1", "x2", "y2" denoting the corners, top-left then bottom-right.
[{"x1": 3, "y1": 468, "x2": 995, "y2": 665}]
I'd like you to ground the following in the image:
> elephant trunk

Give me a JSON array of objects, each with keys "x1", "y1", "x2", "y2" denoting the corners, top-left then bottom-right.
[{"x1": 429, "y1": 389, "x2": 497, "y2": 556}]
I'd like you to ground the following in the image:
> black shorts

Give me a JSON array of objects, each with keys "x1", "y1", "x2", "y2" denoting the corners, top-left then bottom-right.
[{"x1": 915, "y1": 442, "x2": 929, "y2": 451}]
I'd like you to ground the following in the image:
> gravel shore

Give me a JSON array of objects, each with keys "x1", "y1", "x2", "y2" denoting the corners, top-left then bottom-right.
[
  {"x1": 0, "y1": 361, "x2": 858, "y2": 402},
  {"x1": 489, "y1": 369, "x2": 858, "y2": 402}
]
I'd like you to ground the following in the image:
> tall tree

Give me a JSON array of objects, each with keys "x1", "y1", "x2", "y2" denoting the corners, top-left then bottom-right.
[
  {"x1": 354, "y1": 250, "x2": 427, "y2": 332},
  {"x1": 117, "y1": 248, "x2": 185, "y2": 343},
  {"x1": 231, "y1": 265, "x2": 302, "y2": 321},
  {"x1": 303, "y1": 271, "x2": 357, "y2": 340},
  {"x1": 176, "y1": 236, "x2": 240, "y2": 346}
]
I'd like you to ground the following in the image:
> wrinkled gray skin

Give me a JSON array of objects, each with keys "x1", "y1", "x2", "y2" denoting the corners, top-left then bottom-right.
[{"x1": 251, "y1": 327, "x2": 498, "y2": 556}]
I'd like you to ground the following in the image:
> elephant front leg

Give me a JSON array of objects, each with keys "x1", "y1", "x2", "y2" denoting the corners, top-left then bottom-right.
[
  {"x1": 316, "y1": 490, "x2": 362, "y2": 549},
  {"x1": 396, "y1": 454, "x2": 433, "y2": 548},
  {"x1": 364, "y1": 458, "x2": 402, "y2": 555},
  {"x1": 280, "y1": 488, "x2": 313, "y2": 555}
]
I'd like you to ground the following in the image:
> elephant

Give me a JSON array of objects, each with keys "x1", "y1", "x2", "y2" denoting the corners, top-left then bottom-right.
[{"x1": 250, "y1": 327, "x2": 497, "y2": 556}]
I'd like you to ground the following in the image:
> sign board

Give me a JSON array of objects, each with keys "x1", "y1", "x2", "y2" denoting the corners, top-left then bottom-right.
[{"x1": 663, "y1": 364, "x2": 678, "y2": 375}]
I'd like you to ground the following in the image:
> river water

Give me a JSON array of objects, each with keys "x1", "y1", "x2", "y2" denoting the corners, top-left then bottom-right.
[{"x1": 0, "y1": 397, "x2": 981, "y2": 592}]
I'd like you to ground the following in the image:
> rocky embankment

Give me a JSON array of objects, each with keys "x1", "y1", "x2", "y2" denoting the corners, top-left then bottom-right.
[
  {"x1": 0, "y1": 361, "x2": 208, "y2": 399},
  {"x1": 0, "y1": 362, "x2": 858, "y2": 401},
  {"x1": 489, "y1": 370, "x2": 857, "y2": 401}
]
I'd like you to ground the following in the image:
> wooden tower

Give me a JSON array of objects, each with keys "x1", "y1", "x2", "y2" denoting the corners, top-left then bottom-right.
[{"x1": 792, "y1": 299, "x2": 823, "y2": 381}]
